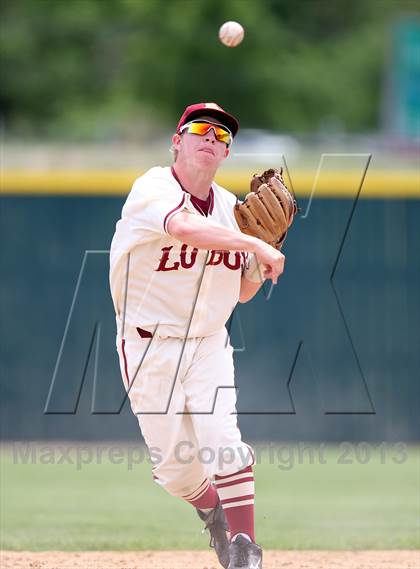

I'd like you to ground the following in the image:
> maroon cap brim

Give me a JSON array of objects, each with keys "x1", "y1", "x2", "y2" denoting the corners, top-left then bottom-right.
[{"x1": 176, "y1": 103, "x2": 239, "y2": 137}]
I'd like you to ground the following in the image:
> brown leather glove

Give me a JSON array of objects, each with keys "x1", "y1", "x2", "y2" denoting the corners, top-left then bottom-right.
[{"x1": 234, "y1": 168, "x2": 297, "y2": 249}]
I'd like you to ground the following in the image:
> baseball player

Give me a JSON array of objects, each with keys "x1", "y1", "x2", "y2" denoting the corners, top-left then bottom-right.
[{"x1": 110, "y1": 102, "x2": 295, "y2": 569}]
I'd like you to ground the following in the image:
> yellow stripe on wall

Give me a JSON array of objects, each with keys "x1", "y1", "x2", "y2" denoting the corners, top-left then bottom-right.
[
  {"x1": 1, "y1": 170, "x2": 419, "y2": 198},
  {"x1": 0, "y1": 171, "x2": 138, "y2": 196}
]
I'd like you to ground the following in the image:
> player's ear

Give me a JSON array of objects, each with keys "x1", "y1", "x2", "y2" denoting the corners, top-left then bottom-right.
[
  {"x1": 224, "y1": 146, "x2": 230, "y2": 158},
  {"x1": 172, "y1": 133, "x2": 182, "y2": 150}
]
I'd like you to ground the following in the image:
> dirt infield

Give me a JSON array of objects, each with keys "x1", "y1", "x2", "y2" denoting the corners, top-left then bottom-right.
[{"x1": 1, "y1": 550, "x2": 419, "y2": 569}]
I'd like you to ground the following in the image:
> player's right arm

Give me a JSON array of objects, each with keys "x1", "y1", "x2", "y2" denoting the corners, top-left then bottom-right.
[{"x1": 168, "y1": 210, "x2": 285, "y2": 284}]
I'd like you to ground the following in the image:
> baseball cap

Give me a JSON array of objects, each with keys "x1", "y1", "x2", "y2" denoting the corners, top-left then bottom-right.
[{"x1": 176, "y1": 102, "x2": 239, "y2": 138}]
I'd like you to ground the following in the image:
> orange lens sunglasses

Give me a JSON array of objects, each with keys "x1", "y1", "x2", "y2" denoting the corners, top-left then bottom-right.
[{"x1": 179, "y1": 120, "x2": 233, "y2": 146}]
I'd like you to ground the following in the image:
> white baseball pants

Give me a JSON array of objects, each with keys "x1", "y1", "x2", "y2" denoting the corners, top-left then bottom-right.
[{"x1": 116, "y1": 326, "x2": 254, "y2": 498}]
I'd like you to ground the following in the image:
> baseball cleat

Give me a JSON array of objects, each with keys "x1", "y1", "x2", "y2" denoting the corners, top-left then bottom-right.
[
  {"x1": 228, "y1": 534, "x2": 263, "y2": 569},
  {"x1": 196, "y1": 499, "x2": 230, "y2": 568}
]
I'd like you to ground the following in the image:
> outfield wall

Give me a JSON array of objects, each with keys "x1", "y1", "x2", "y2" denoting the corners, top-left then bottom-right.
[{"x1": 1, "y1": 171, "x2": 419, "y2": 442}]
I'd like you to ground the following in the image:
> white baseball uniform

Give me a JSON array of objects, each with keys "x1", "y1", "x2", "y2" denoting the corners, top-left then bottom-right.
[{"x1": 110, "y1": 166, "x2": 254, "y2": 498}]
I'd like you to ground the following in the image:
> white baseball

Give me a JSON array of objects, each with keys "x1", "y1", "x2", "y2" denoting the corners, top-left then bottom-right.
[{"x1": 219, "y1": 21, "x2": 244, "y2": 48}]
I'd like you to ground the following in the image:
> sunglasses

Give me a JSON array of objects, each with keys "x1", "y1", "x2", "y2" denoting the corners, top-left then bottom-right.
[{"x1": 179, "y1": 120, "x2": 233, "y2": 146}]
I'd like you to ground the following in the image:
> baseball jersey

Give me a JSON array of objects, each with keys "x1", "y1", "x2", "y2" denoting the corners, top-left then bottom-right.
[{"x1": 109, "y1": 166, "x2": 246, "y2": 339}]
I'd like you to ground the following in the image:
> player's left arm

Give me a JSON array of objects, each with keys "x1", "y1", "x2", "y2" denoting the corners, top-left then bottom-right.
[
  {"x1": 239, "y1": 275, "x2": 264, "y2": 303},
  {"x1": 239, "y1": 253, "x2": 267, "y2": 303}
]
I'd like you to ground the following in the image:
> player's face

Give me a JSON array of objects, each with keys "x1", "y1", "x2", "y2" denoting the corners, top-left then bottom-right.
[{"x1": 172, "y1": 116, "x2": 230, "y2": 169}]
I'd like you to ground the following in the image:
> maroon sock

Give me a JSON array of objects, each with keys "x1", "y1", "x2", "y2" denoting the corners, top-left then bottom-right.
[
  {"x1": 182, "y1": 479, "x2": 219, "y2": 510},
  {"x1": 215, "y1": 465, "x2": 255, "y2": 542}
]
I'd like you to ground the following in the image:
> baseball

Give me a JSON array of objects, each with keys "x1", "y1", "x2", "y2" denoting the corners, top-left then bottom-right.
[{"x1": 218, "y1": 21, "x2": 244, "y2": 48}]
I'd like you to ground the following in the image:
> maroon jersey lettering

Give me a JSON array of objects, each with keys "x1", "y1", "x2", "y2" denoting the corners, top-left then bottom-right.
[
  {"x1": 241, "y1": 252, "x2": 248, "y2": 269},
  {"x1": 156, "y1": 246, "x2": 180, "y2": 272},
  {"x1": 206, "y1": 250, "x2": 224, "y2": 266},
  {"x1": 223, "y1": 251, "x2": 241, "y2": 270},
  {"x1": 180, "y1": 244, "x2": 198, "y2": 268}
]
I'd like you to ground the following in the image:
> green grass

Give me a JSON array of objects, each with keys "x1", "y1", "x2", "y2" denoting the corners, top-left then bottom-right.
[{"x1": 0, "y1": 443, "x2": 419, "y2": 550}]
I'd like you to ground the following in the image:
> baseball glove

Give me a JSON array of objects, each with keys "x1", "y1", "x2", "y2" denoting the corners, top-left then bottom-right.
[{"x1": 234, "y1": 168, "x2": 298, "y2": 249}]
